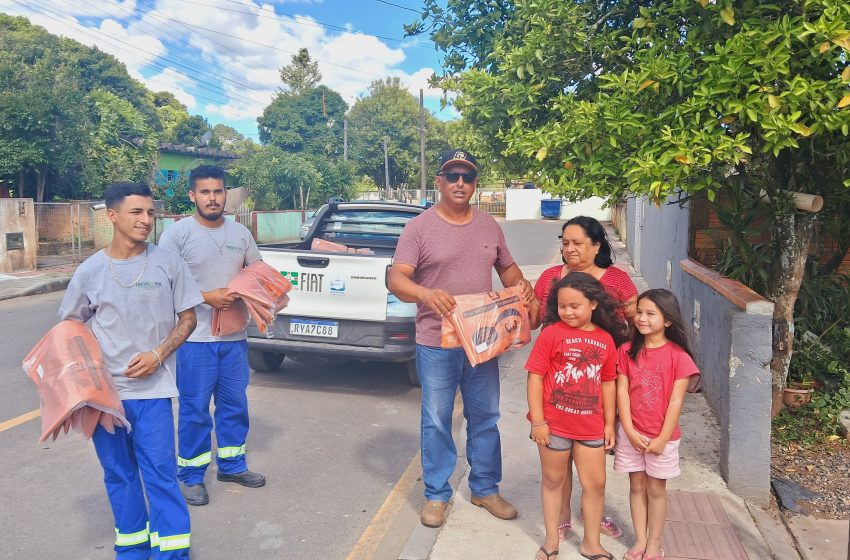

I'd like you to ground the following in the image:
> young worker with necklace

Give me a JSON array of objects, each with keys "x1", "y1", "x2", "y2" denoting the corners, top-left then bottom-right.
[{"x1": 59, "y1": 182, "x2": 202, "y2": 559}]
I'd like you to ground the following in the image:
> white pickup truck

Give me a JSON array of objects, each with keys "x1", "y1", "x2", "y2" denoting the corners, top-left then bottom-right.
[{"x1": 246, "y1": 201, "x2": 424, "y2": 385}]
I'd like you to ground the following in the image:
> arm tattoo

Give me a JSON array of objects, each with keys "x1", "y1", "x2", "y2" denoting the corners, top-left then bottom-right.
[{"x1": 156, "y1": 309, "x2": 197, "y2": 360}]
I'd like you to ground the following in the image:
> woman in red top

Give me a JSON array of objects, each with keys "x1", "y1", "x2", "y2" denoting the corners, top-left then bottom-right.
[
  {"x1": 530, "y1": 216, "x2": 638, "y2": 541},
  {"x1": 531, "y1": 216, "x2": 638, "y2": 330}
]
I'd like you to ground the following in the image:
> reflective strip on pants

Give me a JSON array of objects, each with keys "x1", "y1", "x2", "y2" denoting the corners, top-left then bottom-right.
[
  {"x1": 158, "y1": 533, "x2": 191, "y2": 551},
  {"x1": 177, "y1": 451, "x2": 211, "y2": 467},
  {"x1": 115, "y1": 523, "x2": 149, "y2": 547},
  {"x1": 217, "y1": 445, "x2": 245, "y2": 459}
]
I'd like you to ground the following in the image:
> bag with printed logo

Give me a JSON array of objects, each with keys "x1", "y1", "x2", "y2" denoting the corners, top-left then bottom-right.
[
  {"x1": 22, "y1": 320, "x2": 130, "y2": 443},
  {"x1": 440, "y1": 286, "x2": 531, "y2": 365}
]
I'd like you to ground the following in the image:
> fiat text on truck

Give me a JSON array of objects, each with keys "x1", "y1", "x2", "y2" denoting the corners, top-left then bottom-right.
[{"x1": 246, "y1": 201, "x2": 424, "y2": 385}]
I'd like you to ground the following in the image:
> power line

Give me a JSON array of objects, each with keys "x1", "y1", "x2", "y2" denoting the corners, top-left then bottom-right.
[
  {"x1": 179, "y1": 0, "x2": 435, "y2": 50},
  {"x1": 100, "y1": 2, "x2": 388, "y2": 79},
  {"x1": 373, "y1": 0, "x2": 422, "y2": 14},
  {"x1": 16, "y1": 1, "x2": 259, "y2": 107},
  {"x1": 71, "y1": 0, "x2": 265, "y2": 97}
]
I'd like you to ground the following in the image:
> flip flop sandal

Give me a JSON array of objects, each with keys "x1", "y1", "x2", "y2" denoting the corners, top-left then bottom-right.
[
  {"x1": 600, "y1": 516, "x2": 623, "y2": 538},
  {"x1": 536, "y1": 545, "x2": 559, "y2": 559},
  {"x1": 643, "y1": 551, "x2": 664, "y2": 560},
  {"x1": 580, "y1": 553, "x2": 614, "y2": 560},
  {"x1": 557, "y1": 520, "x2": 572, "y2": 540},
  {"x1": 623, "y1": 551, "x2": 645, "y2": 560}
]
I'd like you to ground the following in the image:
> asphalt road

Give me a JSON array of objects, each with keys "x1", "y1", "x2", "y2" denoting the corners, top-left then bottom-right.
[{"x1": 0, "y1": 218, "x2": 563, "y2": 560}]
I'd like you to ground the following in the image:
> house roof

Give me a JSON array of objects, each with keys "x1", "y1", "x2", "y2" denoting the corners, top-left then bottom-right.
[{"x1": 158, "y1": 143, "x2": 240, "y2": 160}]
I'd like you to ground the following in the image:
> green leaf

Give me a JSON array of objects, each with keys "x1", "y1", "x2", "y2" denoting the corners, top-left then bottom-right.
[{"x1": 720, "y1": 7, "x2": 735, "y2": 26}]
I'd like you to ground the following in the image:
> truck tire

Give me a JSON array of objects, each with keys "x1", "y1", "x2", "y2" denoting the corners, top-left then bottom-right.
[
  {"x1": 248, "y1": 349, "x2": 284, "y2": 372},
  {"x1": 406, "y1": 359, "x2": 420, "y2": 387}
]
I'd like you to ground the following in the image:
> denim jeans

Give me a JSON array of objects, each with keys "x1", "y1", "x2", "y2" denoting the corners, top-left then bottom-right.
[{"x1": 416, "y1": 344, "x2": 502, "y2": 502}]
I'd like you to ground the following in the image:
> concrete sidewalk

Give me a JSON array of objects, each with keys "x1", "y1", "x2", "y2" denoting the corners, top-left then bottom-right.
[
  {"x1": 0, "y1": 264, "x2": 77, "y2": 302},
  {"x1": 399, "y1": 234, "x2": 807, "y2": 560}
]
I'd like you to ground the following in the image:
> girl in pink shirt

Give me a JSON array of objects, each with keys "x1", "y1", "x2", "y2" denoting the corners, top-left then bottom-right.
[{"x1": 615, "y1": 290, "x2": 699, "y2": 560}]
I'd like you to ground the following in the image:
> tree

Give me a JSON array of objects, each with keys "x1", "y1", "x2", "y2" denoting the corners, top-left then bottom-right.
[
  {"x1": 171, "y1": 115, "x2": 212, "y2": 146},
  {"x1": 279, "y1": 48, "x2": 321, "y2": 97},
  {"x1": 0, "y1": 50, "x2": 89, "y2": 201},
  {"x1": 84, "y1": 89, "x2": 158, "y2": 193},
  {"x1": 347, "y1": 77, "x2": 449, "y2": 190},
  {"x1": 152, "y1": 91, "x2": 190, "y2": 140},
  {"x1": 229, "y1": 146, "x2": 322, "y2": 211},
  {"x1": 421, "y1": 0, "x2": 850, "y2": 413},
  {"x1": 257, "y1": 85, "x2": 347, "y2": 157}
]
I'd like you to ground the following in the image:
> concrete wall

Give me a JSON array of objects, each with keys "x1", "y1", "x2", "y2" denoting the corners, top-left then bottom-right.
[
  {"x1": 0, "y1": 199, "x2": 37, "y2": 272},
  {"x1": 619, "y1": 195, "x2": 773, "y2": 501},
  {"x1": 631, "y1": 196, "x2": 691, "y2": 292},
  {"x1": 153, "y1": 212, "x2": 305, "y2": 245},
  {"x1": 678, "y1": 260, "x2": 773, "y2": 501},
  {"x1": 253, "y1": 210, "x2": 305, "y2": 244},
  {"x1": 505, "y1": 188, "x2": 610, "y2": 221}
]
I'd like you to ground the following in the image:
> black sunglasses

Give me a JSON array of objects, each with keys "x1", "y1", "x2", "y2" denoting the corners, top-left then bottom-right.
[{"x1": 438, "y1": 171, "x2": 477, "y2": 183}]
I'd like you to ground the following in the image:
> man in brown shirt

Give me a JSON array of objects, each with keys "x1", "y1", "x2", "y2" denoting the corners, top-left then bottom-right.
[{"x1": 388, "y1": 149, "x2": 534, "y2": 528}]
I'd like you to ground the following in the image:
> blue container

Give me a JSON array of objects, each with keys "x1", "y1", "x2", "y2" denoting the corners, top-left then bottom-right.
[{"x1": 540, "y1": 199, "x2": 562, "y2": 219}]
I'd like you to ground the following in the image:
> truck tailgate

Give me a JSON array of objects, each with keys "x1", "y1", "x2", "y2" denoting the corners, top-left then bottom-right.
[{"x1": 262, "y1": 250, "x2": 391, "y2": 322}]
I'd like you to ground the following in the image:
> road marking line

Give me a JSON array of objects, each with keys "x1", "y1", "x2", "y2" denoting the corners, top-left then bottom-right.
[
  {"x1": 346, "y1": 394, "x2": 464, "y2": 560},
  {"x1": 345, "y1": 452, "x2": 421, "y2": 560},
  {"x1": 0, "y1": 409, "x2": 40, "y2": 433}
]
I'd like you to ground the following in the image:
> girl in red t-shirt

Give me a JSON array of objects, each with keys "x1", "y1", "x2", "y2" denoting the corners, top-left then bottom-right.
[
  {"x1": 615, "y1": 289, "x2": 699, "y2": 560},
  {"x1": 526, "y1": 273, "x2": 627, "y2": 560}
]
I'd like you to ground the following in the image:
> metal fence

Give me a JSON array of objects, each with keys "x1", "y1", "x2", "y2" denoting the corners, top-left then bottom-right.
[
  {"x1": 34, "y1": 201, "x2": 117, "y2": 266},
  {"x1": 355, "y1": 186, "x2": 506, "y2": 216}
]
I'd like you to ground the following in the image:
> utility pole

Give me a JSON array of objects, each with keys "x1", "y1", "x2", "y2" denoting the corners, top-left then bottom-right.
[
  {"x1": 343, "y1": 118, "x2": 348, "y2": 162},
  {"x1": 419, "y1": 89, "x2": 426, "y2": 205},
  {"x1": 383, "y1": 136, "x2": 390, "y2": 195}
]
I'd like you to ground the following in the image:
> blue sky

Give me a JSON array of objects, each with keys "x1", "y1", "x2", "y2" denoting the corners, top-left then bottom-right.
[{"x1": 0, "y1": 0, "x2": 454, "y2": 141}]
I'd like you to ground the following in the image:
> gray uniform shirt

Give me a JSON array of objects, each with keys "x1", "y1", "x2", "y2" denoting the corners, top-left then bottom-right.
[
  {"x1": 58, "y1": 244, "x2": 203, "y2": 399},
  {"x1": 158, "y1": 216, "x2": 261, "y2": 342}
]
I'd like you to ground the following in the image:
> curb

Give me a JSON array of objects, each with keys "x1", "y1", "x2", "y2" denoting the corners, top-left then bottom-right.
[{"x1": 0, "y1": 277, "x2": 71, "y2": 302}]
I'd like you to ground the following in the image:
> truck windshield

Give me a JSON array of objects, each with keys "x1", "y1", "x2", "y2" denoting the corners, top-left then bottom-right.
[{"x1": 317, "y1": 210, "x2": 418, "y2": 246}]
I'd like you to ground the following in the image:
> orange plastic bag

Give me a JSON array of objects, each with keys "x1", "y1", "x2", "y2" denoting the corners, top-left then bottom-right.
[
  {"x1": 441, "y1": 286, "x2": 531, "y2": 366},
  {"x1": 22, "y1": 320, "x2": 130, "y2": 443},
  {"x1": 310, "y1": 238, "x2": 374, "y2": 255},
  {"x1": 311, "y1": 238, "x2": 349, "y2": 253},
  {"x1": 212, "y1": 261, "x2": 292, "y2": 336}
]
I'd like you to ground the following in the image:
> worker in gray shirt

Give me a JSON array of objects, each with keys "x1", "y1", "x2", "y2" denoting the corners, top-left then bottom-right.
[
  {"x1": 159, "y1": 165, "x2": 265, "y2": 507},
  {"x1": 60, "y1": 182, "x2": 201, "y2": 559}
]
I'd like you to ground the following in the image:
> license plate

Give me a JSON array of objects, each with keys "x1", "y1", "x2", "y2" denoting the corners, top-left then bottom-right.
[{"x1": 289, "y1": 318, "x2": 338, "y2": 338}]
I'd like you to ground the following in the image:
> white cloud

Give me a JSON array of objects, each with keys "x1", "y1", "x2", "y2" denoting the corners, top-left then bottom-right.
[
  {"x1": 1, "y1": 0, "x2": 445, "y2": 130},
  {"x1": 135, "y1": 68, "x2": 198, "y2": 110}
]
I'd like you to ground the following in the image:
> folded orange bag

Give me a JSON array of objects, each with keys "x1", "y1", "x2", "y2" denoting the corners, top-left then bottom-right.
[
  {"x1": 441, "y1": 286, "x2": 531, "y2": 366},
  {"x1": 212, "y1": 261, "x2": 293, "y2": 336},
  {"x1": 22, "y1": 320, "x2": 130, "y2": 443}
]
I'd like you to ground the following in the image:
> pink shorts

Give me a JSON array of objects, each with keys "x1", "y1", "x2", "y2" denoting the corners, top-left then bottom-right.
[{"x1": 614, "y1": 424, "x2": 681, "y2": 479}]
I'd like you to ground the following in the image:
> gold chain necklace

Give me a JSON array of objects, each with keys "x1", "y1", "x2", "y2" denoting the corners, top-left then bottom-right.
[
  {"x1": 195, "y1": 216, "x2": 227, "y2": 254},
  {"x1": 107, "y1": 245, "x2": 149, "y2": 288}
]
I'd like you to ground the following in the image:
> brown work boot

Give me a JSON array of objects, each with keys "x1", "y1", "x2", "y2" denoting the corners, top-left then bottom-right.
[
  {"x1": 421, "y1": 500, "x2": 449, "y2": 528},
  {"x1": 470, "y1": 493, "x2": 518, "y2": 520}
]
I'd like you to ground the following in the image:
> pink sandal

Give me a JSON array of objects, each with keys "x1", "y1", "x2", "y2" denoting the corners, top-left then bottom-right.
[
  {"x1": 600, "y1": 516, "x2": 623, "y2": 539},
  {"x1": 557, "y1": 521, "x2": 572, "y2": 540},
  {"x1": 643, "y1": 551, "x2": 664, "y2": 560},
  {"x1": 623, "y1": 551, "x2": 644, "y2": 560}
]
